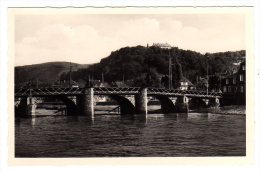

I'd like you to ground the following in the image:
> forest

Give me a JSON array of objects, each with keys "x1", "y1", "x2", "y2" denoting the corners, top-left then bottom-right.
[{"x1": 60, "y1": 45, "x2": 245, "y2": 90}]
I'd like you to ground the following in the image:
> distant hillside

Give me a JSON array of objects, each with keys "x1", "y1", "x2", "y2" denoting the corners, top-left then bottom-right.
[
  {"x1": 65, "y1": 45, "x2": 245, "y2": 89},
  {"x1": 15, "y1": 62, "x2": 89, "y2": 86},
  {"x1": 15, "y1": 46, "x2": 245, "y2": 89}
]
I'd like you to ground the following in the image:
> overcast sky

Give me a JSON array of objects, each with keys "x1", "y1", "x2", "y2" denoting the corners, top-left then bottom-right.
[{"x1": 15, "y1": 14, "x2": 245, "y2": 66}]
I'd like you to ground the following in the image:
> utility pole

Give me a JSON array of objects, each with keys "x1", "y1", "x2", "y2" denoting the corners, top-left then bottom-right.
[
  {"x1": 69, "y1": 62, "x2": 72, "y2": 87},
  {"x1": 88, "y1": 75, "x2": 91, "y2": 87},
  {"x1": 122, "y1": 65, "x2": 125, "y2": 84},
  {"x1": 206, "y1": 63, "x2": 209, "y2": 95},
  {"x1": 36, "y1": 78, "x2": 38, "y2": 88},
  {"x1": 219, "y1": 74, "x2": 222, "y2": 92},
  {"x1": 102, "y1": 72, "x2": 104, "y2": 84},
  {"x1": 168, "y1": 55, "x2": 173, "y2": 90}
]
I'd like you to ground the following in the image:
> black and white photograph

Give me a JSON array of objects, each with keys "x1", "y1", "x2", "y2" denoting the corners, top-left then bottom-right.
[
  {"x1": 12, "y1": 7, "x2": 249, "y2": 158},
  {"x1": 9, "y1": 6, "x2": 253, "y2": 162}
]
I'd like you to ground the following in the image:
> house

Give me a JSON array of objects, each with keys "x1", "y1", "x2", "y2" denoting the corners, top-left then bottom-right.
[
  {"x1": 160, "y1": 75, "x2": 195, "y2": 90},
  {"x1": 221, "y1": 61, "x2": 245, "y2": 105},
  {"x1": 221, "y1": 61, "x2": 245, "y2": 94},
  {"x1": 178, "y1": 77, "x2": 196, "y2": 90},
  {"x1": 152, "y1": 42, "x2": 172, "y2": 49},
  {"x1": 111, "y1": 81, "x2": 129, "y2": 87},
  {"x1": 90, "y1": 80, "x2": 111, "y2": 87},
  {"x1": 55, "y1": 80, "x2": 79, "y2": 88}
]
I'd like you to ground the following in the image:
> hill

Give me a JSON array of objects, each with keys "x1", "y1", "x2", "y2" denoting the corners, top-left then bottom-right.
[
  {"x1": 15, "y1": 46, "x2": 245, "y2": 90},
  {"x1": 15, "y1": 62, "x2": 89, "y2": 87},
  {"x1": 64, "y1": 45, "x2": 245, "y2": 89}
]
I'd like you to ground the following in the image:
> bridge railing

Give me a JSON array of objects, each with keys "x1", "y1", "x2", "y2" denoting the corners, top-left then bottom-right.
[
  {"x1": 15, "y1": 87, "x2": 83, "y2": 97},
  {"x1": 147, "y1": 88, "x2": 222, "y2": 98},
  {"x1": 15, "y1": 87, "x2": 222, "y2": 98},
  {"x1": 93, "y1": 87, "x2": 140, "y2": 95}
]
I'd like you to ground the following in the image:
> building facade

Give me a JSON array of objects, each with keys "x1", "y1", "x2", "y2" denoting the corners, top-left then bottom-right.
[
  {"x1": 179, "y1": 77, "x2": 196, "y2": 90},
  {"x1": 221, "y1": 61, "x2": 245, "y2": 105}
]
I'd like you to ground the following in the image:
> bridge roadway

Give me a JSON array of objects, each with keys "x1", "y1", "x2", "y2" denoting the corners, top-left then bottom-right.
[
  {"x1": 15, "y1": 87, "x2": 222, "y2": 98},
  {"x1": 15, "y1": 87, "x2": 222, "y2": 117}
]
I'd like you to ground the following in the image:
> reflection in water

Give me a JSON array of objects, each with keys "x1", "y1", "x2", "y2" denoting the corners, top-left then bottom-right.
[
  {"x1": 15, "y1": 113, "x2": 246, "y2": 157},
  {"x1": 66, "y1": 116, "x2": 79, "y2": 123},
  {"x1": 177, "y1": 113, "x2": 188, "y2": 122},
  {"x1": 31, "y1": 117, "x2": 36, "y2": 127},
  {"x1": 121, "y1": 115, "x2": 147, "y2": 127},
  {"x1": 164, "y1": 113, "x2": 178, "y2": 121},
  {"x1": 187, "y1": 113, "x2": 209, "y2": 122}
]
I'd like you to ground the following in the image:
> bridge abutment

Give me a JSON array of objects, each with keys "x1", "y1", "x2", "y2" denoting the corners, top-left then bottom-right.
[{"x1": 135, "y1": 88, "x2": 148, "y2": 115}]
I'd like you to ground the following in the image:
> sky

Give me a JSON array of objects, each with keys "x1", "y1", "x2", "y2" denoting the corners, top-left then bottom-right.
[{"x1": 15, "y1": 13, "x2": 245, "y2": 66}]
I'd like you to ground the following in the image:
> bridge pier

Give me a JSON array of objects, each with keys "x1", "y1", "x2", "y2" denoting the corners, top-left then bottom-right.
[
  {"x1": 135, "y1": 88, "x2": 148, "y2": 115},
  {"x1": 15, "y1": 87, "x2": 222, "y2": 118},
  {"x1": 17, "y1": 97, "x2": 37, "y2": 117},
  {"x1": 82, "y1": 88, "x2": 94, "y2": 118},
  {"x1": 176, "y1": 96, "x2": 189, "y2": 113}
]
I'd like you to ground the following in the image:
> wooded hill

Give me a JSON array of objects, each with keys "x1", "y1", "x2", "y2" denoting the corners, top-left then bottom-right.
[
  {"x1": 61, "y1": 45, "x2": 245, "y2": 89},
  {"x1": 15, "y1": 45, "x2": 245, "y2": 89}
]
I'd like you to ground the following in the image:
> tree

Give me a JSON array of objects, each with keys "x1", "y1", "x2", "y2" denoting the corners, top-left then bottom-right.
[
  {"x1": 172, "y1": 57, "x2": 183, "y2": 88},
  {"x1": 55, "y1": 45, "x2": 245, "y2": 88}
]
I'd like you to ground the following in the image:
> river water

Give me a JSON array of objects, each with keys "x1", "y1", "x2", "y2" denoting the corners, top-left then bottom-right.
[{"x1": 15, "y1": 112, "x2": 245, "y2": 157}]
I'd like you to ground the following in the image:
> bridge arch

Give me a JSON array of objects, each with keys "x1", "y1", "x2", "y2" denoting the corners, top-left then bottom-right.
[
  {"x1": 16, "y1": 96, "x2": 78, "y2": 116},
  {"x1": 57, "y1": 96, "x2": 78, "y2": 114},
  {"x1": 188, "y1": 97, "x2": 207, "y2": 110},
  {"x1": 108, "y1": 95, "x2": 135, "y2": 115},
  {"x1": 148, "y1": 95, "x2": 176, "y2": 113}
]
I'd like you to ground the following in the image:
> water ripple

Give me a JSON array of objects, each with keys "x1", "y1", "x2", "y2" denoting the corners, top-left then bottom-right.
[{"x1": 15, "y1": 113, "x2": 245, "y2": 157}]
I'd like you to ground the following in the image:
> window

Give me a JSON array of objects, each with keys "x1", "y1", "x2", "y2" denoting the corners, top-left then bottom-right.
[
  {"x1": 240, "y1": 74, "x2": 244, "y2": 81},
  {"x1": 242, "y1": 65, "x2": 245, "y2": 71},
  {"x1": 228, "y1": 86, "x2": 232, "y2": 92},
  {"x1": 223, "y1": 86, "x2": 227, "y2": 93},
  {"x1": 234, "y1": 86, "x2": 237, "y2": 93},
  {"x1": 240, "y1": 86, "x2": 244, "y2": 93},
  {"x1": 226, "y1": 79, "x2": 229, "y2": 85},
  {"x1": 233, "y1": 77, "x2": 236, "y2": 84}
]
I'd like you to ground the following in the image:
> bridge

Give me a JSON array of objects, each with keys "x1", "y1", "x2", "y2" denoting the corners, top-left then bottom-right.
[{"x1": 15, "y1": 87, "x2": 222, "y2": 118}]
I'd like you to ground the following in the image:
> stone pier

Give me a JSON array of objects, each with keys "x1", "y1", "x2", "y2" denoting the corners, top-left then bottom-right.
[
  {"x1": 176, "y1": 96, "x2": 189, "y2": 113},
  {"x1": 17, "y1": 97, "x2": 37, "y2": 117},
  {"x1": 135, "y1": 88, "x2": 148, "y2": 115},
  {"x1": 82, "y1": 88, "x2": 94, "y2": 118},
  {"x1": 15, "y1": 87, "x2": 222, "y2": 117}
]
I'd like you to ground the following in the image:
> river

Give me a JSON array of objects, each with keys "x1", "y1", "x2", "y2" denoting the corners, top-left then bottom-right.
[{"x1": 15, "y1": 111, "x2": 245, "y2": 157}]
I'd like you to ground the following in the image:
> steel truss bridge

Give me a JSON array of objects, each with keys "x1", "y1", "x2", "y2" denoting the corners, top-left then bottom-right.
[{"x1": 15, "y1": 87, "x2": 222, "y2": 98}]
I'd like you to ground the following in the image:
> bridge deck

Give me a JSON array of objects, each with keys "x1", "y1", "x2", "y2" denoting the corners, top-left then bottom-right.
[{"x1": 15, "y1": 87, "x2": 222, "y2": 98}]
